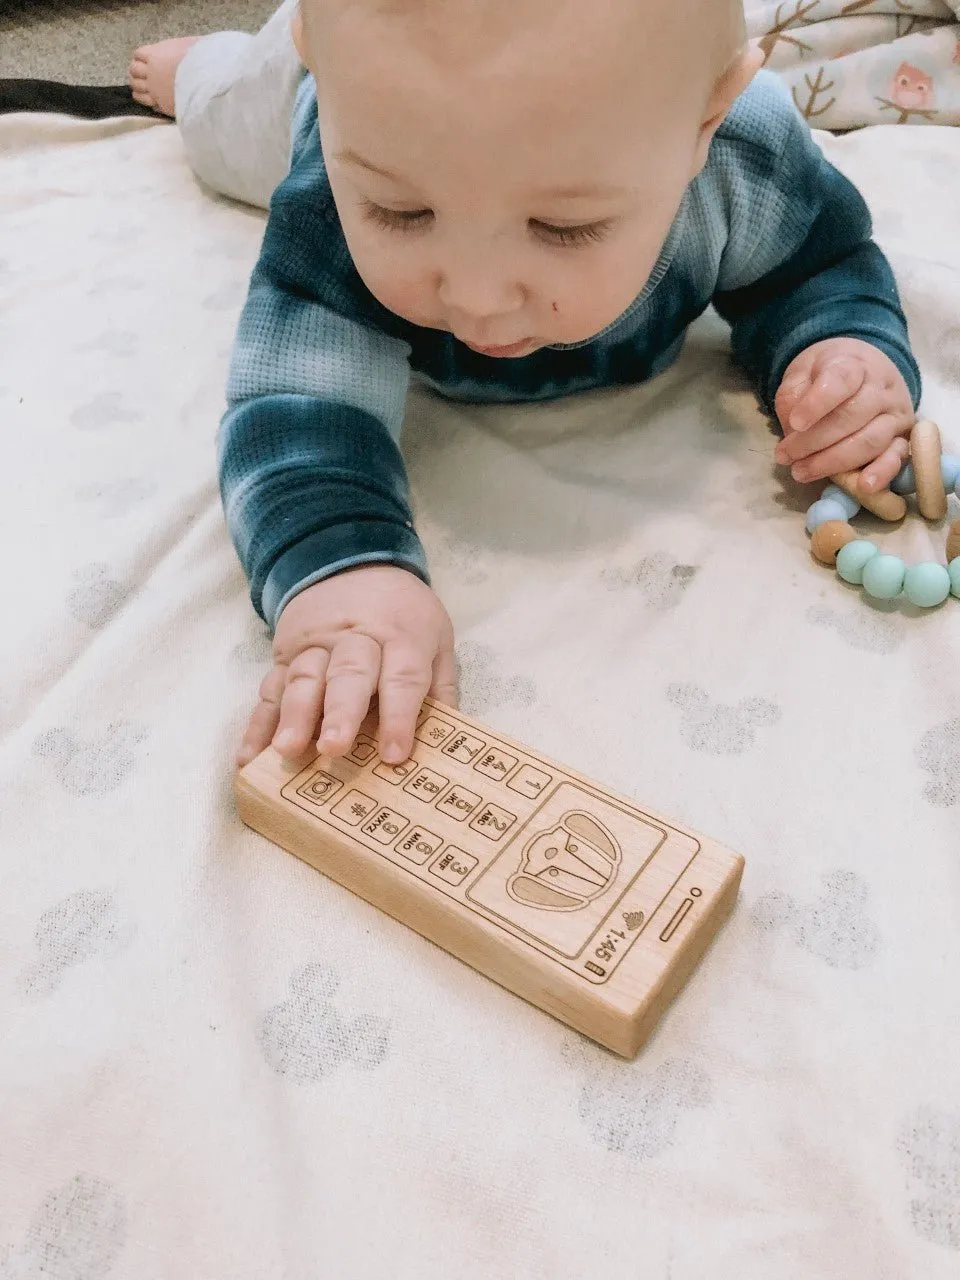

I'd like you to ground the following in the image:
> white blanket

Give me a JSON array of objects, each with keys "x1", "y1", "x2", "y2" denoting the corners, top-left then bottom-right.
[{"x1": 2, "y1": 111, "x2": 960, "y2": 1278}]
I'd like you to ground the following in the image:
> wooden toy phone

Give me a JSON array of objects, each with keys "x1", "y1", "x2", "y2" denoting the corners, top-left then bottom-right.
[{"x1": 235, "y1": 698, "x2": 743, "y2": 1058}]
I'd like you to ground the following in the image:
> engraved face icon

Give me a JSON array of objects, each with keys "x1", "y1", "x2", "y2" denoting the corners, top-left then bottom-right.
[{"x1": 507, "y1": 812, "x2": 621, "y2": 910}]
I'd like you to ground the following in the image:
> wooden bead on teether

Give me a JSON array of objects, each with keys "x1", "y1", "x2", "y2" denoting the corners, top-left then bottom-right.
[
  {"x1": 911, "y1": 419, "x2": 947, "y2": 521},
  {"x1": 946, "y1": 519, "x2": 960, "y2": 565},
  {"x1": 830, "y1": 471, "x2": 906, "y2": 522},
  {"x1": 811, "y1": 520, "x2": 858, "y2": 566}
]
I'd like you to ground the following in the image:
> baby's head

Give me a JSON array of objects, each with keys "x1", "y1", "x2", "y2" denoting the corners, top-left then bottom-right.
[{"x1": 297, "y1": 0, "x2": 761, "y2": 356}]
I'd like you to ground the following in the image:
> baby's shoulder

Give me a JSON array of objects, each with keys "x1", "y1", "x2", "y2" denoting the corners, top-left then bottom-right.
[
  {"x1": 714, "y1": 69, "x2": 808, "y2": 159},
  {"x1": 698, "y1": 69, "x2": 824, "y2": 219}
]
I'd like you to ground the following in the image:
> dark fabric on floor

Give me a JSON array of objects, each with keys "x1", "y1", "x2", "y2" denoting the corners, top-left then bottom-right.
[{"x1": 0, "y1": 78, "x2": 162, "y2": 119}]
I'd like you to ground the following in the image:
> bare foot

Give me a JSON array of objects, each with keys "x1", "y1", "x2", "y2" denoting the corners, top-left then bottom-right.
[{"x1": 128, "y1": 36, "x2": 201, "y2": 117}]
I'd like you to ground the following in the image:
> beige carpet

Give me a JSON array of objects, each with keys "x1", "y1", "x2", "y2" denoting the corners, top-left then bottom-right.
[{"x1": 0, "y1": 0, "x2": 276, "y2": 84}]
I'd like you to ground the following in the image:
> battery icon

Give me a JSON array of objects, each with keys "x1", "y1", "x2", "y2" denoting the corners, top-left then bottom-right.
[{"x1": 585, "y1": 961, "x2": 606, "y2": 978}]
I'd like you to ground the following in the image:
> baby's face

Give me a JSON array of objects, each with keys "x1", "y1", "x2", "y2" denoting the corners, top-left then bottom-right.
[{"x1": 306, "y1": 0, "x2": 744, "y2": 356}]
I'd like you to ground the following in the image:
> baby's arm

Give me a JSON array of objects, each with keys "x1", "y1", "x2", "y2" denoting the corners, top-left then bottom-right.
[
  {"x1": 222, "y1": 85, "x2": 456, "y2": 766},
  {"x1": 711, "y1": 80, "x2": 920, "y2": 487}
]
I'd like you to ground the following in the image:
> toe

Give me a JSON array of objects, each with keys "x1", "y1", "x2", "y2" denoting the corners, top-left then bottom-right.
[{"x1": 131, "y1": 89, "x2": 156, "y2": 108}]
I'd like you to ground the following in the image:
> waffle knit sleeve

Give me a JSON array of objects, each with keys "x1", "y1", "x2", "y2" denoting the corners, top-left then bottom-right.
[
  {"x1": 218, "y1": 83, "x2": 427, "y2": 630},
  {"x1": 710, "y1": 73, "x2": 920, "y2": 419}
]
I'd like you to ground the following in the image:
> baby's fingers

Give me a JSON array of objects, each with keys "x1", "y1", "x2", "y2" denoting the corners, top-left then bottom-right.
[
  {"x1": 786, "y1": 356, "x2": 867, "y2": 434},
  {"x1": 793, "y1": 413, "x2": 903, "y2": 484},
  {"x1": 273, "y1": 646, "x2": 330, "y2": 758},
  {"x1": 429, "y1": 625, "x2": 459, "y2": 709},
  {"x1": 377, "y1": 641, "x2": 434, "y2": 764},
  {"x1": 237, "y1": 663, "x2": 287, "y2": 767},
  {"x1": 858, "y1": 435, "x2": 910, "y2": 495},
  {"x1": 319, "y1": 631, "x2": 382, "y2": 757}
]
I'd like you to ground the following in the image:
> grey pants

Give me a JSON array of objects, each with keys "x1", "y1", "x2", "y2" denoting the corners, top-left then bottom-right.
[{"x1": 174, "y1": 0, "x2": 303, "y2": 210}]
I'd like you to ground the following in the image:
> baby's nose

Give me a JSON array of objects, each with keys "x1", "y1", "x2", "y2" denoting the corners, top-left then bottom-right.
[{"x1": 437, "y1": 265, "x2": 524, "y2": 327}]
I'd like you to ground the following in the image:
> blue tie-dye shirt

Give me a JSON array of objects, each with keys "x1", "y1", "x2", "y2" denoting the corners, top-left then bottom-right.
[{"x1": 220, "y1": 71, "x2": 920, "y2": 629}]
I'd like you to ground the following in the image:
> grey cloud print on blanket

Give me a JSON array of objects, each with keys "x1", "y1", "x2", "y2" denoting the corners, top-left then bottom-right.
[
  {"x1": 456, "y1": 641, "x2": 537, "y2": 718},
  {"x1": 435, "y1": 533, "x2": 489, "y2": 586},
  {"x1": 33, "y1": 722, "x2": 148, "y2": 796},
  {"x1": 752, "y1": 870, "x2": 881, "y2": 969},
  {"x1": 19, "y1": 891, "x2": 134, "y2": 1000},
  {"x1": 916, "y1": 718, "x2": 960, "y2": 807},
  {"x1": 898, "y1": 1106, "x2": 960, "y2": 1251},
  {"x1": 78, "y1": 330, "x2": 140, "y2": 359},
  {"x1": 0, "y1": 1175, "x2": 126, "y2": 1280},
  {"x1": 75, "y1": 477, "x2": 156, "y2": 519},
  {"x1": 70, "y1": 393, "x2": 142, "y2": 432},
  {"x1": 577, "y1": 1057, "x2": 711, "y2": 1160},
  {"x1": 806, "y1": 603, "x2": 905, "y2": 655},
  {"x1": 67, "y1": 563, "x2": 130, "y2": 629},
  {"x1": 233, "y1": 630, "x2": 273, "y2": 665},
  {"x1": 667, "y1": 684, "x2": 781, "y2": 754},
  {"x1": 259, "y1": 963, "x2": 390, "y2": 1084},
  {"x1": 601, "y1": 552, "x2": 697, "y2": 609}
]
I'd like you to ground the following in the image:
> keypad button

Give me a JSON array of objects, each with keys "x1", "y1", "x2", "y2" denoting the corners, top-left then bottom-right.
[
  {"x1": 331, "y1": 790, "x2": 378, "y2": 826},
  {"x1": 507, "y1": 764, "x2": 552, "y2": 798},
  {"x1": 474, "y1": 748, "x2": 518, "y2": 782},
  {"x1": 414, "y1": 716, "x2": 456, "y2": 748},
  {"x1": 346, "y1": 735, "x2": 377, "y2": 764},
  {"x1": 436, "y1": 785, "x2": 482, "y2": 822},
  {"x1": 429, "y1": 846, "x2": 478, "y2": 885},
  {"x1": 373, "y1": 757, "x2": 419, "y2": 784},
  {"x1": 441, "y1": 731, "x2": 486, "y2": 764},
  {"x1": 296, "y1": 770, "x2": 343, "y2": 807},
  {"x1": 395, "y1": 826, "x2": 443, "y2": 864},
  {"x1": 361, "y1": 806, "x2": 409, "y2": 844},
  {"x1": 469, "y1": 803, "x2": 516, "y2": 841},
  {"x1": 403, "y1": 767, "x2": 449, "y2": 803}
]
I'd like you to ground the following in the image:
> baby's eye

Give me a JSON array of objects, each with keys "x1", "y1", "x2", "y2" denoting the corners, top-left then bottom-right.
[
  {"x1": 361, "y1": 200, "x2": 433, "y2": 232},
  {"x1": 531, "y1": 219, "x2": 614, "y2": 249}
]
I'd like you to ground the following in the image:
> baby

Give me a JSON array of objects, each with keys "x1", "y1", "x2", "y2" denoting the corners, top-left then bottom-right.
[{"x1": 130, "y1": 0, "x2": 920, "y2": 769}]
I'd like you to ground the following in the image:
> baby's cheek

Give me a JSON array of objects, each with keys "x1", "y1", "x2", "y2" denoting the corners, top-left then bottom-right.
[
  {"x1": 549, "y1": 276, "x2": 639, "y2": 344},
  {"x1": 377, "y1": 275, "x2": 430, "y2": 324},
  {"x1": 359, "y1": 264, "x2": 430, "y2": 327}
]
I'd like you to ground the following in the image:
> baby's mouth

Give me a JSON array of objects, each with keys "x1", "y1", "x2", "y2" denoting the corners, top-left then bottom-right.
[{"x1": 461, "y1": 338, "x2": 536, "y2": 358}]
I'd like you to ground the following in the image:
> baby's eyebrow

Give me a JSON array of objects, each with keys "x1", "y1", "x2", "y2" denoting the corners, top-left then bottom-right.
[
  {"x1": 336, "y1": 149, "x2": 404, "y2": 181},
  {"x1": 535, "y1": 182, "x2": 635, "y2": 200},
  {"x1": 337, "y1": 149, "x2": 634, "y2": 203}
]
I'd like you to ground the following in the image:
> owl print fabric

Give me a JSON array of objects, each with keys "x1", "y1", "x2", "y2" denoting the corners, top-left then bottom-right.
[{"x1": 746, "y1": 0, "x2": 960, "y2": 129}]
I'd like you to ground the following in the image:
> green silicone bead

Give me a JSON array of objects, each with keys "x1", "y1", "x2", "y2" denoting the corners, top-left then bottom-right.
[
  {"x1": 903, "y1": 562, "x2": 951, "y2": 608},
  {"x1": 836, "y1": 540, "x2": 880, "y2": 585},
  {"x1": 862, "y1": 554, "x2": 906, "y2": 600},
  {"x1": 948, "y1": 557, "x2": 960, "y2": 598}
]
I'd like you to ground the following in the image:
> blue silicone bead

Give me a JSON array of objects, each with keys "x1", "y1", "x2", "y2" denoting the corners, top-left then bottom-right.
[
  {"x1": 948, "y1": 558, "x2": 960, "y2": 599},
  {"x1": 820, "y1": 485, "x2": 860, "y2": 519},
  {"x1": 836, "y1": 540, "x2": 880, "y2": 585},
  {"x1": 903, "y1": 562, "x2": 951, "y2": 608},
  {"x1": 891, "y1": 462, "x2": 916, "y2": 496},
  {"x1": 806, "y1": 498, "x2": 848, "y2": 533},
  {"x1": 941, "y1": 455, "x2": 960, "y2": 489},
  {"x1": 862, "y1": 554, "x2": 906, "y2": 600}
]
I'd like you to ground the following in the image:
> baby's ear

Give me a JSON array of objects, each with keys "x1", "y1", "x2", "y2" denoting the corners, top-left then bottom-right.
[{"x1": 689, "y1": 44, "x2": 765, "y2": 177}]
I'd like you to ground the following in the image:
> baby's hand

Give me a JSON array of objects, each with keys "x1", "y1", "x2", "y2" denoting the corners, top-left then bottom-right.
[
  {"x1": 236, "y1": 565, "x2": 458, "y2": 770},
  {"x1": 773, "y1": 337, "x2": 914, "y2": 492}
]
